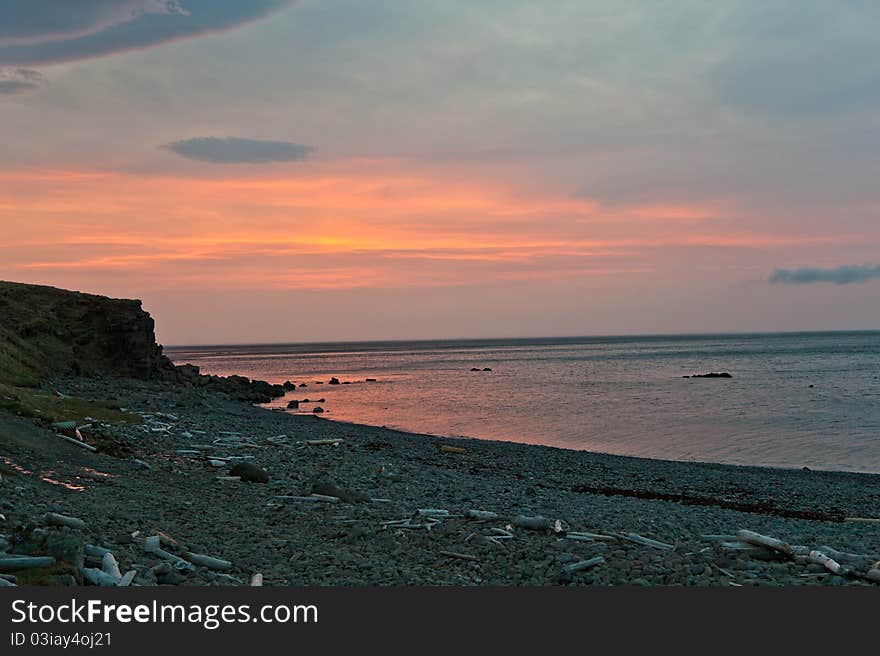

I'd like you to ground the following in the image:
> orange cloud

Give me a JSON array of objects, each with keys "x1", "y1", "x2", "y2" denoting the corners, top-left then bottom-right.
[{"x1": 0, "y1": 162, "x2": 833, "y2": 294}]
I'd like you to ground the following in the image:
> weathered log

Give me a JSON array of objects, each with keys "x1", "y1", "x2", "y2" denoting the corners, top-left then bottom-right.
[
  {"x1": 465, "y1": 510, "x2": 499, "y2": 521},
  {"x1": 143, "y1": 536, "x2": 194, "y2": 571},
  {"x1": 56, "y1": 433, "x2": 97, "y2": 452},
  {"x1": 513, "y1": 515, "x2": 550, "y2": 531},
  {"x1": 844, "y1": 517, "x2": 880, "y2": 524},
  {"x1": 310, "y1": 494, "x2": 341, "y2": 503},
  {"x1": 417, "y1": 509, "x2": 450, "y2": 518},
  {"x1": 816, "y1": 546, "x2": 877, "y2": 567},
  {"x1": 43, "y1": 512, "x2": 87, "y2": 530},
  {"x1": 809, "y1": 550, "x2": 844, "y2": 575},
  {"x1": 118, "y1": 570, "x2": 137, "y2": 587},
  {"x1": 306, "y1": 439, "x2": 344, "y2": 446},
  {"x1": 563, "y1": 556, "x2": 605, "y2": 575},
  {"x1": 439, "y1": 551, "x2": 479, "y2": 562},
  {"x1": 439, "y1": 445, "x2": 466, "y2": 454},
  {"x1": 622, "y1": 533, "x2": 674, "y2": 550},
  {"x1": 81, "y1": 567, "x2": 120, "y2": 586},
  {"x1": 84, "y1": 544, "x2": 112, "y2": 558},
  {"x1": 736, "y1": 530, "x2": 793, "y2": 556},
  {"x1": 567, "y1": 532, "x2": 617, "y2": 542},
  {"x1": 565, "y1": 535, "x2": 595, "y2": 543},
  {"x1": 102, "y1": 553, "x2": 122, "y2": 579},
  {"x1": 184, "y1": 552, "x2": 232, "y2": 571},
  {"x1": 0, "y1": 556, "x2": 56, "y2": 571}
]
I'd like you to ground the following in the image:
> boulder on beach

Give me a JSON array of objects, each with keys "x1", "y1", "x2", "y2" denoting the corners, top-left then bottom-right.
[
  {"x1": 286, "y1": 400, "x2": 299, "y2": 409},
  {"x1": 229, "y1": 462, "x2": 269, "y2": 484},
  {"x1": 329, "y1": 377, "x2": 340, "y2": 385}
]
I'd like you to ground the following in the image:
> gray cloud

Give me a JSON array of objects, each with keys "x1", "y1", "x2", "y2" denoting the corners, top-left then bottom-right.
[
  {"x1": 0, "y1": 0, "x2": 296, "y2": 66},
  {"x1": 770, "y1": 263, "x2": 880, "y2": 285},
  {"x1": 0, "y1": 68, "x2": 43, "y2": 94},
  {"x1": 162, "y1": 136, "x2": 313, "y2": 164}
]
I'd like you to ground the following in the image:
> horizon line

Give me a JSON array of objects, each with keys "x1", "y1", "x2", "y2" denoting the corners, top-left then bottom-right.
[{"x1": 162, "y1": 327, "x2": 880, "y2": 350}]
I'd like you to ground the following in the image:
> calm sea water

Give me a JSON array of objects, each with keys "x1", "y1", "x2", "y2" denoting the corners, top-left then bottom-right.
[{"x1": 166, "y1": 332, "x2": 880, "y2": 473}]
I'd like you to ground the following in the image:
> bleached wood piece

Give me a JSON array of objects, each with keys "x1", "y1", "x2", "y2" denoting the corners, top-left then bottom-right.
[
  {"x1": 622, "y1": 533, "x2": 674, "y2": 550},
  {"x1": 118, "y1": 570, "x2": 137, "y2": 587},
  {"x1": 565, "y1": 535, "x2": 595, "y2": 543},
  {"x1": 55, "y1": 433, "x2": 97, "y2": 452},
  {"x1": 143, "y1": 536, "x2": 194, "y2": 571},
  {"x1": 736, "y1": 530, "x2": 793, "y2": 556},
  {"x1": 513, "y1": 515, "x2": 550, "y2": 531},
  {"x1": 185, "y1": 552, "x2": 232, "y2": 571},
  {"x1": 817, "y1": 546, "x2": 877, "y2": 566},
  {"x1": 563, "y1": 556, "x2": 605, "y2": 574},
  {"x1": 101, "y1": 553, "x2": 122, "y2": 579},
  {"x1": 439, "y1": 445, "x2": 466, "y2": 454},
  {"x1": 844, "y1": 517, "x2": 880, "y2": 524},
  {"x1": 567, "y1": 532, "x2": 617, "y2": 542},
  {"x1": 0, "y1": 577, "x2": 16, "y2": 586},
  {"x1": 43, "y1": 512, "x2": 86, "y2": 530},
  {"x1": 84, "y1": 544, "x2": 112, "y2": 558},
  {"x1": 306, "y1": 439, "x2": 344, "y2": 446},
  {"x1": 809, "y1": 550, "x2": 844, "y2": 575},
  {"x1": 81, "y1": 567, "x2": 120, "y2": 586},
  {"x1": 417, "y1": 509, "x2": 450, "y2": 518},
  {"x1": 251, "y1": 573, "x2": 263, "y2": 586},
  {"x1": 701, "y1": 534, "x2": 738, "y2": 542},
  {"x1": 439, "y1": 551, "x2": 479, "y2": 562},
  {"x1": 0, "y1": 556, "x2": 55, "y2": 571},
  {"x1": 310, "y1": 494, "x2": 341, "y2": 503},
  {"x1": 465, "y1": 510, "x2": 499, "y2": 521},
  {"x1": 216, "y1": 476, "x2": 241, "y2": 482}
]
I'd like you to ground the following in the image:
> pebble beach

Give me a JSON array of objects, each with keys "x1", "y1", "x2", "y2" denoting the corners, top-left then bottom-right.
[{"x1": 3, "y1": 376, "x2": 880, "y2": 587}]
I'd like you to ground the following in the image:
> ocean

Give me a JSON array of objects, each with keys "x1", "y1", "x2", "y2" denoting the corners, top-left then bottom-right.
[{"x1": 166, "y1": 331, "x2": 880, "y2": 474}]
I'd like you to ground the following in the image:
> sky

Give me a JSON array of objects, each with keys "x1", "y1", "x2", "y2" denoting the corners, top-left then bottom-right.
[{"x1": 1, "y1": 0, "x2": 879, "y2": 345}]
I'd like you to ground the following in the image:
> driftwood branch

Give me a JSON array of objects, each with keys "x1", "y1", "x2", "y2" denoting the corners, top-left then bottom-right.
[
  {"x1": 622, "y1": 533, "x2": 674, "y2": 550},
  {"x1": 81, "y1": 567, "x2": 120, "y2": 586},
  {"x1": 43, "y1": 512, "x2": 86, "y2": 530},
  {"x1": 736, "y1": 530, "x2": 793, "y2": 556},
  {"x1": 562, "y1": 556, "x2": 605, "y2": 575},
  {"x1": 0, "y1": 556, "x2": 56, "y2": 571},
  {"x1": 184, "y1": 552, "x2": 232, "y2": 571},
  {"x1": 55, "y1": 433, "x2": 97, "y2": 452}
]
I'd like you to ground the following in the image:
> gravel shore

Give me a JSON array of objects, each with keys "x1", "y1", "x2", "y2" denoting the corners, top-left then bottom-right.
[{"x1": 2, "y1": 377, "x2": 879, "y2": 587}]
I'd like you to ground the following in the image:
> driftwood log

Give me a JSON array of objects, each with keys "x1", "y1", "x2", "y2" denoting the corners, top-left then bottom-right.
[
  {"x1": 622, "y1": 533, "x2": 674, "y2": 550},
  {"x1": 102, "y1": 553, "x2": 122, "y2": 579},
  {"x1": 184, "y1": 552, "x2": 232, "y2": 571},
  {"x1": 55, "y1": 433, "x2": 97, "y2": 452},
  {"x1": 0, "y1": 556, "x2": 56, "y2": 572},
  {"x1": 562, "y1": 556, "x2": 605, "y2": 575},
  {"x1": 81, "y1": 567, "x2": 120, "y2": 586},
  {"x1": 736, "y1": 530, "x2": 793, "y2": 556},
  {"x1": 465, "y1": 510, "x2": 499, "y2": 521},
  {"x1": 808, "y1": 550, "x2": 844, "y2": 575},
  {"x1": 44, "y1": 512, "x2": 86, "y2": 530}
]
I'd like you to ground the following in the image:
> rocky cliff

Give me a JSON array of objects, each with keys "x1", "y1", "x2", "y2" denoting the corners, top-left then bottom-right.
[{"x1": 0, "y1": 281, "x2": 284, "y2": 403}]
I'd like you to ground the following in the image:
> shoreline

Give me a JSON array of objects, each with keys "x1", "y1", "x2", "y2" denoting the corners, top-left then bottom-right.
[
  {"x1": 297, "y1": 411, "x2": 880, "y2": 478},
  {"x1": 2, "y1": 376, "x2": 880, "y2": 586}
]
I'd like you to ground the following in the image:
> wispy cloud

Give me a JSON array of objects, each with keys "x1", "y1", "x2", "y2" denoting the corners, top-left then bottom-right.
[
  {"x1": 769, "y1": 263, "x2": 880, "y2": 285},
  {"x1": 161, "y1": 137, "x2": 313, "y2": 164},
  {"x1": 0, "y1": 0, "x2": 296, "y2": 66},
  {"x1": 0, "y1": 68, "x2": 42, "y2": 95}
]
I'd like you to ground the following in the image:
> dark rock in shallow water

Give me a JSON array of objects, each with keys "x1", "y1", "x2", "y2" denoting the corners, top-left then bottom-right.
[
  {"x1": 299, "y1": 383, "x2": 307, "y2": 388},
  {"x1": 286, "y1": 400, "x2": 299, "y2": 409},
  {"x1": 470, "y1": 368, "x2": 481, "y2": 372},
  {"x1": 316, "y1": 398, "x2": 326, "y2": 403},
  {"x1": 282, "y1": 381, "x2": 296, "y2": 391},
  {"x1": 301, "y1": 398, "x2": 310, "y2": 403},
  {"x1": 685, "y1": 372, "x2": 732, "y2": 378},
  {"x1": 229, "y1": 462, "x2": 269, "y2": 484},
  {"x1": 483, "y1": 367, "x2": 493, "y2": 371},
  {"x1": 365, "y1": 378, "x2": 377, "y2": 382},
  {"x1": 312, "y1": 407, "x2": 324, "y2": 414},
  {"x1": 329, "y1": 377, "x2": 340, "y2": 385}
]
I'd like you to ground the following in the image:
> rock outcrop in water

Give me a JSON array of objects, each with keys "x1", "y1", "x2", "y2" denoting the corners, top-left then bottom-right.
[{"x1": 0, "y1": 280, "x2": 283, "y2": 403}]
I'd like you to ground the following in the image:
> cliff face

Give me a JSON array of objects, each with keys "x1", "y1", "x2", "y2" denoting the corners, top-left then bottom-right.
[
  {"x1": 0, "y1": 281, "x2": 283, "y2": 403},
  {"x1": 0, "y1": 281, "x2": 175, "y2": 382}
]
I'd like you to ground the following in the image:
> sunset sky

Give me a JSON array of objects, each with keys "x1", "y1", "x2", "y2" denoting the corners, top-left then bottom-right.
[{"x1": 2, "y1": 1, "x2": 880, "y2": 344}]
